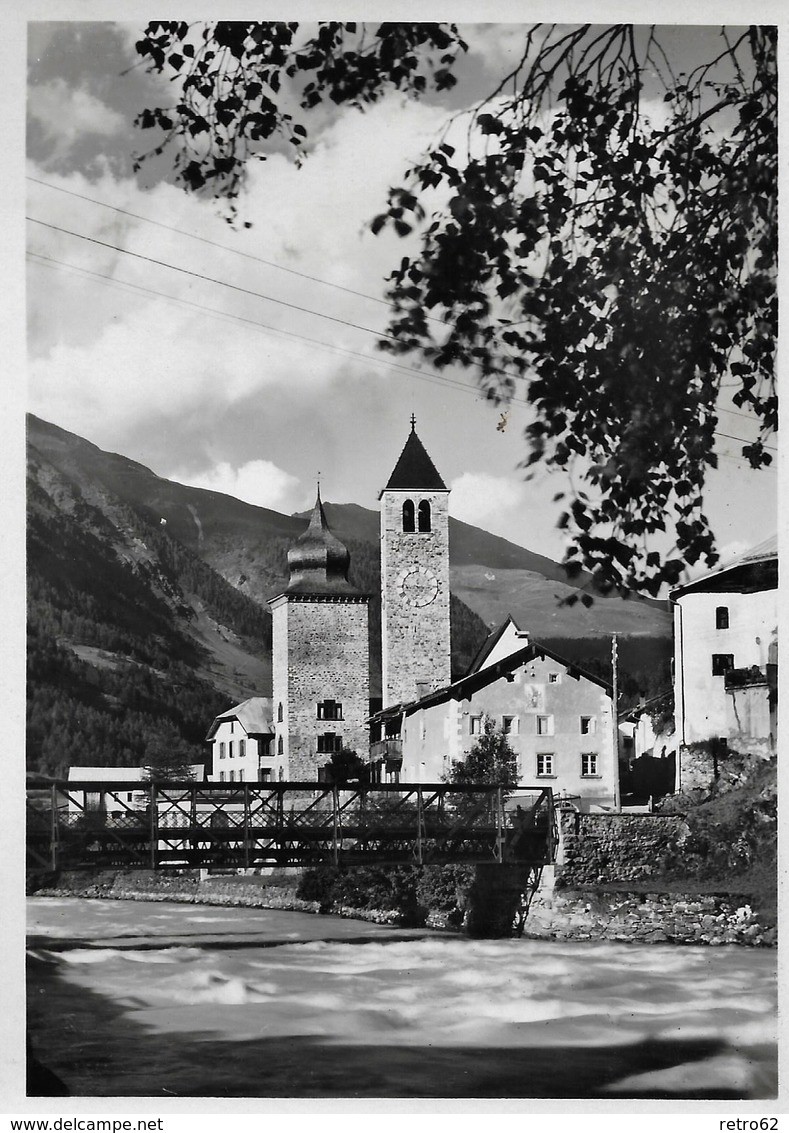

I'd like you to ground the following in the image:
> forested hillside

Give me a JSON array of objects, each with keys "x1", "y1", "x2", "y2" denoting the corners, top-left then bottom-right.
[{"x1": 26, "y1": 420, "x2": 490, "y2": 777}]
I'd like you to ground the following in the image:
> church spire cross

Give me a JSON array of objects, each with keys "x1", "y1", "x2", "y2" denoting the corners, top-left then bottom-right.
[{"x1": 410, "y1": 413, "x2": 416, "y2": 432}]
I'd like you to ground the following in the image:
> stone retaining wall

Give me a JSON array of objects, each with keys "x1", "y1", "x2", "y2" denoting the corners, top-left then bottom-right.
[
  {"x1": 524, "y1": 887, "x2": 775, "y2": 946},
  {"x1": 557, "y1": 810, "x2": 689, "y2": 886}
]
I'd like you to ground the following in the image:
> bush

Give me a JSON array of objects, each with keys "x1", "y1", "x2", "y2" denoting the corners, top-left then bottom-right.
[{"x1": 416, "y1": 864, "x2": 474, "y2": 913}]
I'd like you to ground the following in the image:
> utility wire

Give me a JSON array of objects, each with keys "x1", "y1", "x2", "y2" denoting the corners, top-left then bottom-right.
[
  {"x1": 26, "y1": 213, "x2": 777, "y2": 452},
  {"x1": 715, "y1": 429, "x2": 776, "y2": 453},
  {"x1": 27, "y1": 174, "x2": 438, "y2": 319},
  {"x1": 27, "y1": 214, "x2": 528, "y2": 390},
  {"x1": 26, "y1": 250, "x2": 507, "y2": 407},
  {"x1": 27, "y1": 215, "x2": 412, "y2": 348}
]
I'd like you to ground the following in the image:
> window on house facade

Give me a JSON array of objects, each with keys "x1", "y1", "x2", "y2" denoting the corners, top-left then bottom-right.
[
  {"x1": 317, "y1": 699, "x2": 343, "y2": 720},
  {"x1": 277, "y1": 702, "x2": 284, "y2": 722},
  {"x1": 712, "y1": 653, "x2": 734, "y2": 676},
  {"x1": 402, "y1": 499, "x2": 415, "y2": 532},
  {"x1": 259, "y1": 768, "x2": 271, "y2": 782},
  {"x1": 418, "y1": 500, "x2": 431, "y2": 532},
  {"x1": 580, "y1": 716, "x2": 596, "y2": 735},
  {"x1": 502, "y1": 715, "x2": 519, "y2": 735},
  {"x1": 277, "y1": 736, "x2": 284, "y2": 755},
  {"x1": 548, "y1": 672, "x2": 561, "y2": 684},
  {"x1": 317, "y1": 733, "x2": 343, "y2": 754},
  {"x1": 536, "y1": 715, "x2": 554, "y2": 736},
  {"x1": 469, "y1": 715, "x2": 483, "y2": 735},
  {"x1": 581, "y1": 753, "x2": 599, "y2": 777},
  {"x1": 229, "y1": 770, "x2": 234, "y2": 782},
  {"x1": 716, "y1": 606, "x2": 729, "y2": 629},
  {"x1": 228, "y1": 741, "x2": 234, "y2": 758},
  {"x1": 278, "y1": 766, "x2": 285, "y2": 781},
  {"x1": 219, "y1": 771, "x2": 226, "y2": 783},
  {"x1": 219, "y1": 742, "x2": 226, "y2": 759},
  {"x1": 239, "y1": 740, "x2": 246, "y2": 758},
  {"x1": 238, "y1": 769, "x2": 244, "y2": 781},
  {"x1": 536, "y1": 753, "x2": 554, "y2": 777}
]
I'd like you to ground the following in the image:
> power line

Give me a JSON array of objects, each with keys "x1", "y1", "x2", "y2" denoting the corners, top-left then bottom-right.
[
  {"x1": 27, "y1": 215, "x2": 413, "y2": 348},
  {"x1": 27, "y1": 246, "x2": 778, "y2": 453},
  {"x1": 27, "y1": 174, "x2": 434, "y2": 319},
  {"x1": 27, "y1": 213, "x2": 777, "y2": 451},
  {"x1": 26, "y1": 249, "x2": 503, "y2": 407},
  {"x1": 714, "y1": 429, "x2": 777, "y2": 453},
  {"x1": 27, "y1": 213, "x2": 528, "y2": 391}
]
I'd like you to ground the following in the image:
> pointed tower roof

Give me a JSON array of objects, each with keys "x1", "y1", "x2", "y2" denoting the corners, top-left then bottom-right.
[
  {"x1": 382, "y1": 418, "x2": 447, "y2": 492},
  {"x1": 285, "y1": 489, "x2": 362, "y2": 595}
]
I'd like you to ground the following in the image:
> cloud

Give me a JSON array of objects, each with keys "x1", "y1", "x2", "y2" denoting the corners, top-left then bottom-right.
[
  {"x1": 169, "y1": 459, "x2": 304, "y2": 512},
  {"x1": 28, "y1": 79, "x2": 126, "y2": 164},
  {"x1": 26, "y1": 93, "x2": 453, "y2": 459},
  {"x1": 449, "y1": 471, "x2": 533, "y2": 532}
]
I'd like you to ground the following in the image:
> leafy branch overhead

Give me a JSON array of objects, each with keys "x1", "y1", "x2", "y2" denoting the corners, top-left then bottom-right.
[{"x1": 134, "y1": 22, "x2": 777, "y2": 596}]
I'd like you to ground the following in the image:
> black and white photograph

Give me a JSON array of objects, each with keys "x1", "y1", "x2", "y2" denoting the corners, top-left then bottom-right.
[{"x1": 8, "y1": 4, "x2": 782, "y2": 1114}]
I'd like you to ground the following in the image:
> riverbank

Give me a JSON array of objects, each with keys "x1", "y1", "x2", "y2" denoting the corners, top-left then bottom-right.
[{"x1": 28, "y1": 862, "x2": 777, "y2": 945}]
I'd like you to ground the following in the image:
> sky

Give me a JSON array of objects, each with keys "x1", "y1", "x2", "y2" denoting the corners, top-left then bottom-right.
[{"x1": 23, "y1": 17, "x2": 780, "y2": 573}]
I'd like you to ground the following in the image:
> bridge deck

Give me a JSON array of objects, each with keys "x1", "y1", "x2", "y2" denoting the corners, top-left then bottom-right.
[{"x1": 26, "y1": 780, "x2": 556, "y2": 872}]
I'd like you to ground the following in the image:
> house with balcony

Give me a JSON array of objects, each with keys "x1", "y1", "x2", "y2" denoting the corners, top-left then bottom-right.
[
  {"x1": 370, "y1": 617, "x2": 618, "y2": 812},
  {"x1": 205, "y1": 697, "x2": 278, "y2": 783}
]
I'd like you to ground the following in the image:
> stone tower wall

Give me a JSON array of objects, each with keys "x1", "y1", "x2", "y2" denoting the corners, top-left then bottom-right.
[
  {"x1": 272, "y1": 595, "x2": 370, "y2": 780},
  {"x1": 381, "y1": 488, "x2": 451, "y2": 706}
]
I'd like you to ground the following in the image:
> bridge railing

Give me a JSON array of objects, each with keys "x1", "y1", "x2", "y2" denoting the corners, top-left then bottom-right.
[{"x1": 26, "y1": 780, "x2": 556, "y2": 872}]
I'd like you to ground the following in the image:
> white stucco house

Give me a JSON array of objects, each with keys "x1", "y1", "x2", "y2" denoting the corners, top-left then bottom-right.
[
  {"x1": 671, "y1": 534, "x2": 778, "y2": 777},
  {"x1": 205, "y1": 696, "x2": 279, "y2": 783},
  {"x1": 370, "y1": 617, "x2": 619, "y2": 812}
]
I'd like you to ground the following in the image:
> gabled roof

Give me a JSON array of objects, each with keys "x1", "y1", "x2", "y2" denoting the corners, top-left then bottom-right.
[
  {"x1": 466, "y1": 615, "x2": 529, "y2": 673},
  {"x1": 671, "y1": 533, "x2": 778, "y2": 598},
  {"x1": 370, "y1": 637, "x2": 612, "y2": 723},
  {"x1": 381, "y1": 423, "x2": 447, "y2": 493},
  {"x1": 205, "y1": 696, "x2": 274, "y2": 741}
]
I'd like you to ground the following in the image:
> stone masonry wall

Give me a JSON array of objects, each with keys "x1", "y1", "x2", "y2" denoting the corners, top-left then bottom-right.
[
  {"x1": 525, "y1": 887, "x2": 775, "y2": 946},
  {"x1": 557, "y1": 810, "x2": 689, "y2": 886},
  {"x1": 272, "y1": 595, "x2": 369, "y2": 780}
]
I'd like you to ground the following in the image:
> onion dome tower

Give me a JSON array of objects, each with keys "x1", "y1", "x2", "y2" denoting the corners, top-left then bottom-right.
[
  {"x1": 380, "y1": 418, "x2": 451, "y2": 707},
  {"x1": 284, "y1": 490, "x2": 357, "y2": 595},
  {"x1": 270, "y1": 488, "x2": 370, "y2": 780}
]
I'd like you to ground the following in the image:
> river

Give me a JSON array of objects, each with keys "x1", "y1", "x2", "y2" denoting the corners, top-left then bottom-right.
[{"x1": 26, "y1": 897, "x2": 777, "y2": 1100}]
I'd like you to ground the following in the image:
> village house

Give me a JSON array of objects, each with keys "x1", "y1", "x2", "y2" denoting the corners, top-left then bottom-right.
[
  {"x1": 671, "y1": 534, "x2": 778, "y2": 788},
  {"x1": 205, "y1": 696, "x2": 277, "y2": 783},
  {"x1": 370, "y1": 617, "x2": 619, "y2": 812}
]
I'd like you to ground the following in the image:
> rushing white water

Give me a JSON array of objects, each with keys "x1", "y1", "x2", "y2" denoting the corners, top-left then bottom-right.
[{"x1": 27, "y1": 897, "x2": 777, "y2": 1100}]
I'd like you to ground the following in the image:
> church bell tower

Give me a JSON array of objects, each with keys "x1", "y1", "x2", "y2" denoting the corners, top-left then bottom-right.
[{"x1": 380, "y1": 419, "x2": 451, "y2": 707}]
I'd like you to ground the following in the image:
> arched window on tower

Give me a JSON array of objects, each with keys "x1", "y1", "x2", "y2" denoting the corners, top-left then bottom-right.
[
  {"x1": 418, "y1": 500, "x2": 431, "y2": 532},
  {"x1": 402, "y1": 499, "x2": 415, "y2": 533},
  {"x1": 277, "y1": 702, "x2": 283, "y2": 722}
]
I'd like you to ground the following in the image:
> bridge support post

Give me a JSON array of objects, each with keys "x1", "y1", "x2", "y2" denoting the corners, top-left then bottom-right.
[
  {"x1": 464, "y1": 863, "x2": 538, "y2": 938},
  {"x1": 50, "y1": 783, "x2": 59, "y2": 872}
]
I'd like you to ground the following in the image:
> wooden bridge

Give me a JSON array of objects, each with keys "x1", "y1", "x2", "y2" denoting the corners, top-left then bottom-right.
[{"x1": 26, "y1": 780, "x2": 556, "y2": 873}]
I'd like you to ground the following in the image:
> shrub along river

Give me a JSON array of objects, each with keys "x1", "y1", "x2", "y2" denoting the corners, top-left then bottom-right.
[{"x1": 27, "y1": 897, "x2": 777, "y2": 1100}]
